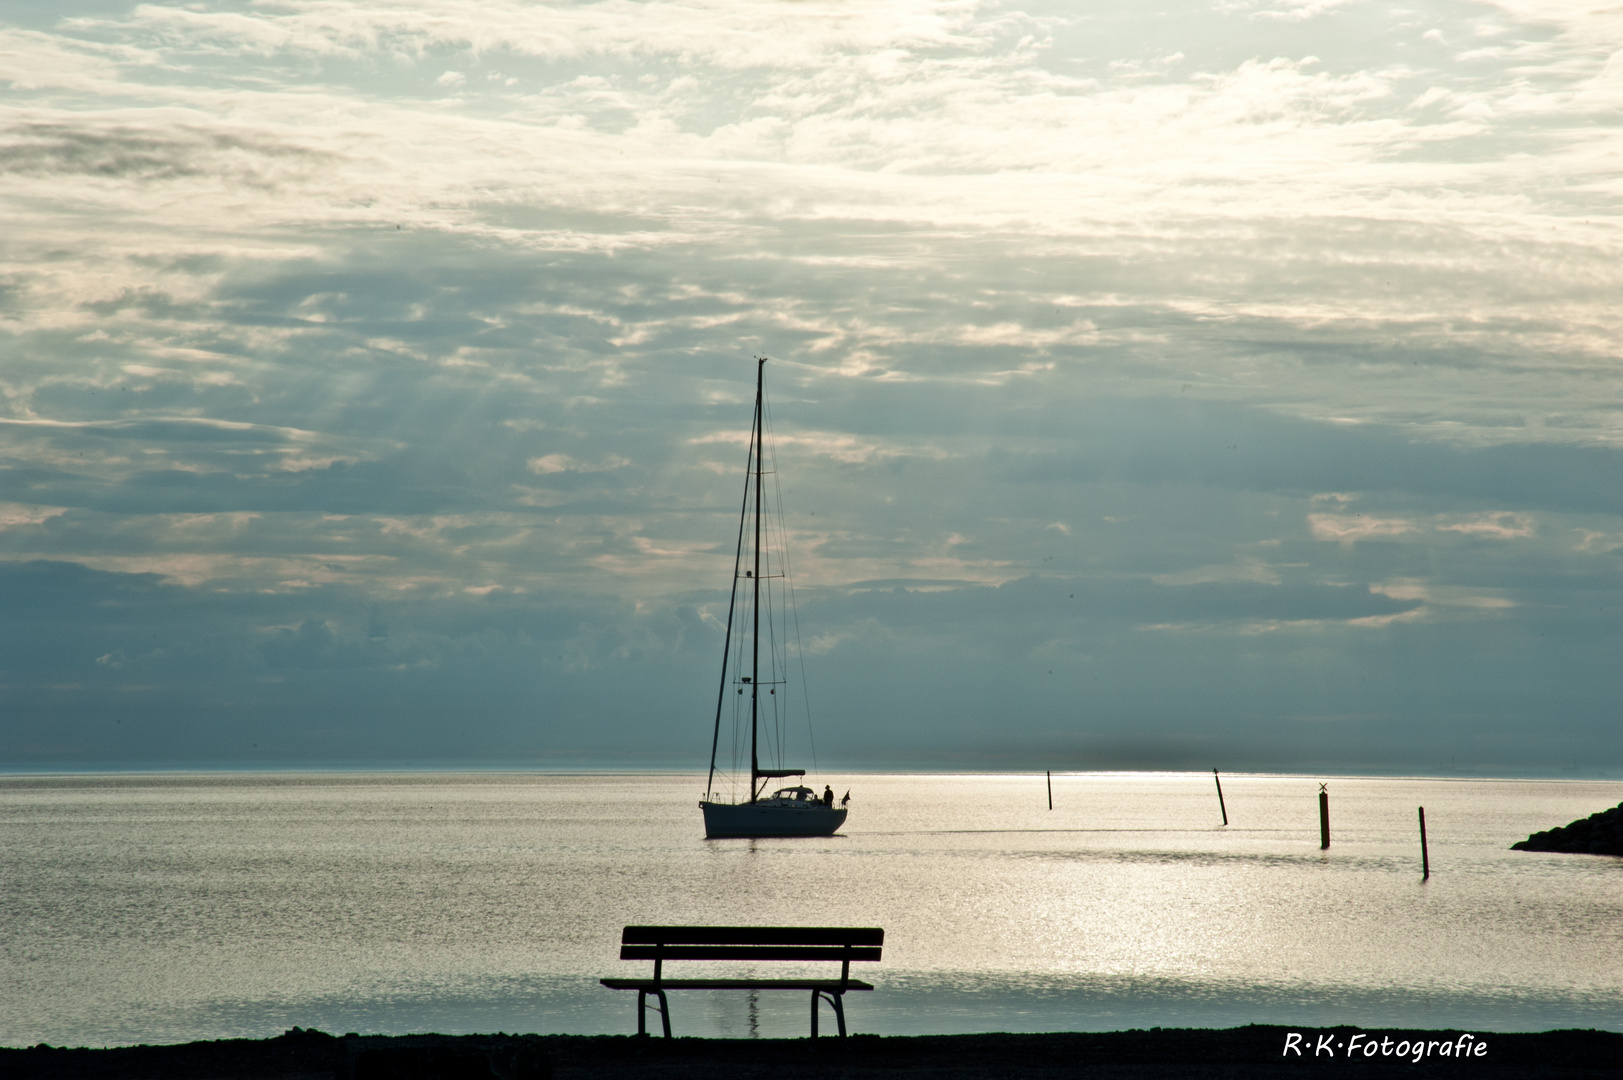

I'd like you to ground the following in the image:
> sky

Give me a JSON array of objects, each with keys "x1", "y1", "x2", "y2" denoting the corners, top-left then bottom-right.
[{"x1": 0, "y1": 0, "x2": 1619, "y2": 775}]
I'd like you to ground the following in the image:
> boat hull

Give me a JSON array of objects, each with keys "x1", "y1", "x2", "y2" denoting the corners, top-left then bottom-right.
[{"x1": 701, "y1": 800, "x2": 847, "y2": 838}]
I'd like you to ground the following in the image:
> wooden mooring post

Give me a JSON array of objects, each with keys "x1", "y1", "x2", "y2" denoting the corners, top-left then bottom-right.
[
  {"x1": 1318, "y1": 784, "x2": 1330, "y2": 850},
  {"x1": 1419, "y1": 806, "x2": 1430, "y2": 879},
  {"x1": 1213, "y1": 768, "x2": 1228, "y2": 826},
  {"x1": 1046, "y1": 771, "x2": 1053, "y2": 810}
]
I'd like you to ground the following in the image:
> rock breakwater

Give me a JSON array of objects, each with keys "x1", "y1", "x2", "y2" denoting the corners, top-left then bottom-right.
[{"x1": 1511, "y1": 801, "x2": 1623, "y2": 856}]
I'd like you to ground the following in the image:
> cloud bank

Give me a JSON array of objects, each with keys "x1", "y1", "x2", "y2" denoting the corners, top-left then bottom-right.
[{"x1": 1, "y1": 1, "x2": 1619, "y2": 773}]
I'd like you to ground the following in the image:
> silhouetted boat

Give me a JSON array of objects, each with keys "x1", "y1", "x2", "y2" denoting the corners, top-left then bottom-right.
[{"x1": 700, "y1": 359, "x2": 847, "y2": 839}]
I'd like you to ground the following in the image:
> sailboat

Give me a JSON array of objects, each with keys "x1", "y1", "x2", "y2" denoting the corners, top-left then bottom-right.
[{"x1": 700, "y1": 359, "x2": 848, "y2": 839}]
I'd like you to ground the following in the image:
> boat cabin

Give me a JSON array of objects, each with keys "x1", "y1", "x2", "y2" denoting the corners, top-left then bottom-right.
[{"x1": 765, "y1": 785, "x2": 830, "y2": 806}]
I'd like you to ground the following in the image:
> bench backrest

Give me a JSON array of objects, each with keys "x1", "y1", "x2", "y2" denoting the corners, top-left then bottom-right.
[{"x1": 620, "y1": 926, "x2": 882, "y2": 984}]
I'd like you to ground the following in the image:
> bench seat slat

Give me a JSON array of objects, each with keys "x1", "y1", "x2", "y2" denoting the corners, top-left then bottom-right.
[
  {"x1": 601, "y1": 978, "x2": 874, "y2": 991},
  {"x1": 620, "y1": 944, "x2": 881, "y2": 962},
  {"x1": 621, "y1": 926, "x2": 884, "y2": 947}
]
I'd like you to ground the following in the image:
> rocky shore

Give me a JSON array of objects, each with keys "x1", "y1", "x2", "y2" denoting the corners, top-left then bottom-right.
[
  {"x1": 1512, "y1": 801, "x2": 1623, "y2": 856},
  {"x1": 4, "y1": 1025, "x2": 1622, "y2": 1079}
]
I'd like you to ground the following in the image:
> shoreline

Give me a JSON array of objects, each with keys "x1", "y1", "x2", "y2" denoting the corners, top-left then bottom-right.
[{"x1": 6, "y1": 1026, "x2": 1622, "y2": 1078}]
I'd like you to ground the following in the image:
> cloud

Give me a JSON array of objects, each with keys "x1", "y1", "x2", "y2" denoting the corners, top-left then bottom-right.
[
  {"x1": 1309, "y1": 514, "x2": 1417, "y2": 542},
  {"x1": 0, "y1": 119, "x2": 330, "y2": 183},
  {"x1": 527, "y1": 453, "x2": 631, "y2": 474},
  {"x1": 1436, "y1": 512, "x2": 1534, "y2": 539}
]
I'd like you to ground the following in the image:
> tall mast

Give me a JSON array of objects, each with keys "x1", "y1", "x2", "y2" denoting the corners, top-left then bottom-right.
[{"x1": 749, "y1": 357, "x2": 765, "y2": 800}]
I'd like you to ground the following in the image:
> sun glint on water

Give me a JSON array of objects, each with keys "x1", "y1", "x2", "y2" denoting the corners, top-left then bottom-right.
[{"x1": 3, "y1": 771, "x2": 1620, "y2": 1046}]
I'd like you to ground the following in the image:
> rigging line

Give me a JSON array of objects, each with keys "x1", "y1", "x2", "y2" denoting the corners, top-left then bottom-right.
[
  {"x1": 749, "y1": 358, "x2": 766, "y2": 801},
  {"x1": 759, "y1": 582, "x2": 784, "y2": 771},
  {"x1": 729, "y1": 678, "x2": 744, "y2": 802},
  {"x1": 705, "y1": 390, "x2": 756, "y2": 803},
  {"x1": 760, "y1": 394, "x2": 786, "y2": 772},
  {"x1": 764, "y1": 392, "x2": 820, "y2": 778},
  {"x1": 765, "y1": 565, "x2": 785, "y2": 766},
  {"x1": 749, "y1": 383, "x2": 782, "y2": 769}
]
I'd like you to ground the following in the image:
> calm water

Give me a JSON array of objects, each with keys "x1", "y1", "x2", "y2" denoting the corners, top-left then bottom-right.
[{"x1": 3, "y1": 771, "x2": 1620, "y2": 1046}]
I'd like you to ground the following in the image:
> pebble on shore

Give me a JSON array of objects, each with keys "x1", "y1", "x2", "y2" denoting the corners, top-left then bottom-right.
[{"x1": 1511, "y1": 801, "x2": 1623, "y2": 856}]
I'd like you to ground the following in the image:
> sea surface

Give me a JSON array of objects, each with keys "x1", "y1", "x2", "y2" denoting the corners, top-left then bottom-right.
[{"x1": 3, "y1": 771, "x2": 1620, "y2": 1047}]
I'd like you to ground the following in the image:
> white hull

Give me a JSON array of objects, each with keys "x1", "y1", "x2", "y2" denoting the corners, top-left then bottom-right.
[{"x1": 702, "y1": 799, "x2": 847, "y2": 838}]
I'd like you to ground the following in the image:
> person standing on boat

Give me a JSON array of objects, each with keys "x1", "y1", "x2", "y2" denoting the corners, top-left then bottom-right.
[{"x1": 823, "y1": 786, "x2": 834, "y2": 807}]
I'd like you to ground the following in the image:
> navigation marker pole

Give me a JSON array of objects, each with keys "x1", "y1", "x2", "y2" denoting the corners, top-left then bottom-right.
[
  {"x1": 1047, "y1": 771, "x2": 1053, "y2": 810},
  {"x1": 1213, "y1": 768, "x2": 1228, "y2": 826},
  {"x1": 1319, "y1": 784, "x2": 1330, "y2": 850}
]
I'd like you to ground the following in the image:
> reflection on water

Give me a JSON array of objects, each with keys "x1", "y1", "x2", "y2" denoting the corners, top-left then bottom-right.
[{"x1": 2, "y1": 771, "x2": 1620, "y2": 1045}]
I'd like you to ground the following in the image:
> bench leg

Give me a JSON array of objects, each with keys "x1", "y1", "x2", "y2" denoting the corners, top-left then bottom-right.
[
  {"x1": 810, "y1": 990, "x2": 847, "y2": 1039},
  {"x1": 636, "y1": 989, "x2": 672, "y2": 1038}
]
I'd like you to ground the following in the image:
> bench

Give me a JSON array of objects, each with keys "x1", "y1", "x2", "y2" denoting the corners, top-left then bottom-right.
[{"x1": 599, "y1": 925, "x2": 884, "y2": 1038}]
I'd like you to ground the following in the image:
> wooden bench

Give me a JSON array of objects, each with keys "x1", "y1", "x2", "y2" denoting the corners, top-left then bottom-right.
[{"x1": 600, "y1": 925, "x2": 884, "y2": 1038}]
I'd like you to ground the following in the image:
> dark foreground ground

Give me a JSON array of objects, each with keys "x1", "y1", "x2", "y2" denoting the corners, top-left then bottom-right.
[{"x1": 4, "y1": 1026, "x2": 1621, "y2": 1079}]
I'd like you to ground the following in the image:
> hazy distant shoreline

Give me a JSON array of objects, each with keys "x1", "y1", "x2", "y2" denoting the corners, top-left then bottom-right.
[{"x1": 5, "y1": 1026, "x2": 1621, "y2": 1078}]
